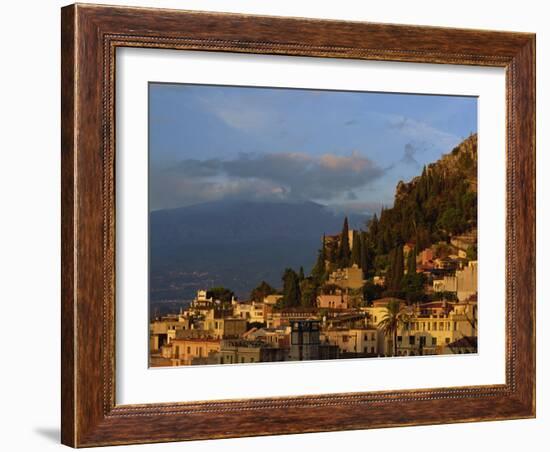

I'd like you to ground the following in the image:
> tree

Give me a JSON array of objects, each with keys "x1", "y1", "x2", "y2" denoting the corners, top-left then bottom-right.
[
  {"x1": 300, "y1": 277, "x2": 318, "y2": 307},
  {"x1": 281, "y1": 268, "x2": 301, "y2": 308},
  {"x1": 298, "y1": 266, "x2": 305, "y2": 281},
  {"x1": 363, "y1": 281, "x2": 384, "y2": 304},
  {"x1": 400, "y1": 272, "x2": 426, "y2": 303},
  {"x1": 351, "y1": 231, "x2": 361, "y2": 267},
  {"x1": 406, "y1": 246, "x2": 417, "y2": 275},
  {"x1": 387, "y1": 246, "x2": 404, "y2": 291},
  {"x1": 360, "y1": 231, "x2": 369, "y2": 276},
  {"x1": 338, "y1": 217, "x2": 351, "y2": 268},
  {"x1": 378, "y1": 299, "x2": 408, "y2": 356},
  {"x1": 311, "y1": 238, "x2": 327, "y2": 284},
  {"x1": 206, "y1": 287, "x2": 234, "y2": 303},
  {"x1": 437, "y1": 207, "x2": 462, "y2": 235},
  {"x1": 249, "y1": 281, "x2": 276, "y2": 303}
]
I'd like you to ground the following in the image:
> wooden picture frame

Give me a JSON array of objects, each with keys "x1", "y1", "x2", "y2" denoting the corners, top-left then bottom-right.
[{"x1": 61, "y1": 3, "x2": 536, "y2": 447}]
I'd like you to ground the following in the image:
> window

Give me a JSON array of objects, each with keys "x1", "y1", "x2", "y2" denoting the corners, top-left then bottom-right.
[
  {"x1": 397, "y1": 336, "x2": 402, "y2": 342},
  {"x1": 445, "y1": 337, "x2": 451, "y2": 344},
  {"x1": 439, "y1": 322, "x2": 444, "y2": 330},
  {"x1": 187, "y1": 346, "x2": 191, "y2": 354},
  {"x1": 432, "y1": 337, "x2": 437, "y2": 346},
  {"x1": 371, "y1": 333, "x2": 375, "y2": 341},
  {"x1": 241, "y1": 357, "x2": 245, "y2": 363},
  {"x1": 427, "y1": 323, "x2": 431, "y2": 331},
  {"x1": 371, "y1": 347, "x2": 375, "y2": 353},
  {"x1": 409, "y1": 336, "x2": 415, "y2": 345}
]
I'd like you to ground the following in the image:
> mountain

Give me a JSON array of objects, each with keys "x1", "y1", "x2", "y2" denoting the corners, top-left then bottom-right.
[{"x1": 150, "y1": 200, "x2": 369, "y2": 301}]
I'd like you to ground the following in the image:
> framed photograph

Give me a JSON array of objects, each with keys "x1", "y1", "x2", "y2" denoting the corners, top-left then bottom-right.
[{"x1": 61, "y1": 3, "x2": 536, "y2": 447}]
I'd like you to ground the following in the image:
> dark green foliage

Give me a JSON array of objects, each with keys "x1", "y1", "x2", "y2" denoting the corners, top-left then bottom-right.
[
  {"x1": 300, "y1": 277, "x2": 318, "y2": 307},
  {"x1": 280, "y1": 268, "x2": 301, "y2": 308},
  {"x1": 360, "y1": 134, "x2": 477, "y2": 272},
  {"x1": 249, "y1": 281, "x2": 277, "y2": 302},
  {"x1": 298, "y1": 266, "x2": 305, "y2": 281},
  {"x1": 338, "y1": 217, "x2": 351, "y2": 268},
  {"x1": 206, "y1": 287, "x2": 235, "y2": 303},
  {"x1": 359, "y1": 231, "x2": 369, "y2": 276},
  {"x1": 363, "y1": 281, "x2": 384, "y2": 304},
  {"x1": 311, "y1": 241, "x2": 327, "y2": 284},
  {"x1": 387, "y1": 246, "x2": 404, "y2": 291},
  {"x1": 400, "y1": 272, "x2": 426, "y2": 303},
  {"x1": 351, "y1": 231, "x2": 361, "y2": 267},
  {"x1": 406, "y1": 247, "x2": 417, "y2": 275},
  {"x1": 466, "y1": 244, "x2": 477, "y2": 260}
]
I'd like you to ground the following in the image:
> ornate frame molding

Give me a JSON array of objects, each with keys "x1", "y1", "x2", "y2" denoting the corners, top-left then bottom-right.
[{"x1": 62, "y1": 4, "x2": 535, "y2": 447}]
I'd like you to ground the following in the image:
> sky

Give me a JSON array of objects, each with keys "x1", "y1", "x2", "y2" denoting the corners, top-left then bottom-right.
[{"x1": 149, "y1": 83, "x2": 477, "y2": 214}]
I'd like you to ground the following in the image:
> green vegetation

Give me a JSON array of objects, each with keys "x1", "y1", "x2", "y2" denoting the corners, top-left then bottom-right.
[
  {"x1": 338, "y1": 216, "x2": 351, "y2": 267},
  {"x1": 280, "y1": 268, "x2": 302, "y2": 308},
  {"x1": 249, "y1": 281, "x2": 277, "y2": 302},
  {"x1": 206, "y1": 287, "x2": 234, "y2": 303},
  {"x1": 362, "y1": 134, "x2": 477, "y2": 262}
]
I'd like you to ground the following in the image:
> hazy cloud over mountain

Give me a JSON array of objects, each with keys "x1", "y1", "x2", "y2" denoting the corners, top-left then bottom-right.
[{"x1": 150, "y1": 151, "x2": 385, "y2": 211}]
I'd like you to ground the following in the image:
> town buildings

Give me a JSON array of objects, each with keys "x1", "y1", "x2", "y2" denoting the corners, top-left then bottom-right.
[{"x1": 150, "y1": 229, "x2": 478, "y2": 366}]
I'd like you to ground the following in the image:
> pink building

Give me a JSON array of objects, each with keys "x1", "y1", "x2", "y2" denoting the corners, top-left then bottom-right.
[{"x1": 317, "y1": 294, "x2": 349, "y2": 310}]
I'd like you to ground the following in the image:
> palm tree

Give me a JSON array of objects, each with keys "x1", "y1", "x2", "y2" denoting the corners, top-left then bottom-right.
[{"x1": 378, "y1": 299, "x2": 408, "y2": 357}]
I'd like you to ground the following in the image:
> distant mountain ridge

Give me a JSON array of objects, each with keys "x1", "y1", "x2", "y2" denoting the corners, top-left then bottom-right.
[{"x1": 150, "y1": 200, "x2": 369, "y2": 301}]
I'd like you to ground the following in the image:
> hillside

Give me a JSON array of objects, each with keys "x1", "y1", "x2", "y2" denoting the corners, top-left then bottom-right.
[{"x1": 364, "y1": 134, "x2": 477, "y2": 264}]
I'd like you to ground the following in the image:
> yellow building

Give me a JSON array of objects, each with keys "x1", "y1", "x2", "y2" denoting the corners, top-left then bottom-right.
[
  {"x1": 328, "y1": 264, "x2": 365, "y2": 290},
  {"x1": 163, "y1": 338, "x2": 221, "y2": 366},
  {"x1": 149, "y1": 314, "x2": 193, "y2": 351},
  {"x1": 322, "y1": 328, "x2": 378, "y2": 355},
  {"x1": 203, "y1": 315, "x2": 247, "y2": 339},
  {"x1": 395, "y1": 300, "x2": 477, "y2": 356},
  {"x1": 233, "y1": 301, "x2": 265, "y2": 323}
]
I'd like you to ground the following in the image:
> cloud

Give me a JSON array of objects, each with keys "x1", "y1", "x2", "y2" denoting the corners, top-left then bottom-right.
[
  {"x1": 326, "y1": 201, "x2": 385, "y2": 215},
  {"x1": 386, "y1": 114, "x2": 459, "y2": 150},
  {"x1": 150, "y1": 151, "x2": 385, "y2": 210},
  {"x1": 401, "y1": 143, "x2": 420, "y2": 167}
]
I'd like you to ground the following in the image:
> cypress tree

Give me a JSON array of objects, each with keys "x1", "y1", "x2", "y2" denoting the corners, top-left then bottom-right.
[
  {"x1": 351, "y1": 231, "x2": 361, "y2": 267},
  {"x1": 407, "y1": 246, "x2": 417, "y2": 275},
  {"x1": 389, "y1": 245, "x2": 404, "y2": 291},
  {"x1": 338, "y1": 217, "x2": 351, "y2": 268},
  {"x1": 298, "y1": 266, "x2": 305, "y2": 281},
  {"x1": 281, "y1": 268, "x2": 301, "y2": 308},
  {"x1": 360, "y1": 231, "x2": 368, "y2": 275},
  {"x1": 311, "y1": 237, "x2": 327, "y2": 284}
]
